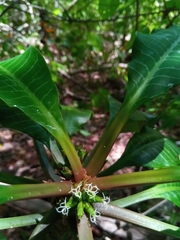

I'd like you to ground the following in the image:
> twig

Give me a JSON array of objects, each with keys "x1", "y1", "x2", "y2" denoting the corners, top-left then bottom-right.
[
  {"x1": 135, "y1": 0, "x2": 140, "y2": 31},
  {"x1": 59, "y1": 69, "x2": 91, "y2": 93},
  {"x1": 142, "y1": 199, "x2": 168, "y2": 215},
  {"x1": 0, "y1": 0, "x2": 21, "y2": 18}
]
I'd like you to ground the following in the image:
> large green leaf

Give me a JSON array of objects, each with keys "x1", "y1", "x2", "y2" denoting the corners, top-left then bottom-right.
[
  {"x1": 0, "y1": 46, "x2": 66, "y2": 140},
  {"x1": 0, "y1": 47, "x2": 84, "y2": 181},
  {"x1": 99, "y1": 127, "x2": 180, "y2": 176},
  {"x1": 124, "y1": 26, "x2": 180, "y2": 113},
  {"x1": 113, "y1": 182, "x2": 180, "y2": 208}
]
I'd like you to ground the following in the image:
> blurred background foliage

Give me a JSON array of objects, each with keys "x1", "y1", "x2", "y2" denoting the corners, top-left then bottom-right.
[{"x1": 0, "y1": 0, "x2": 180, "y2": 133}]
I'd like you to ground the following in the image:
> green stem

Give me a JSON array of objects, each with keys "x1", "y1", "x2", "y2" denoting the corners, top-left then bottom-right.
[
  {"x1": 91, "y1": 167, "x2": 180, "y2": 190},
  {"x1": 85, "y1": 105, "x2": 131, "y2": 176},
  {"x1": 0, "y1": 213, "x2": 43, "y2": 230},
  {"x1": 55, "y1": 131, "x2": 84, "y2": 182},
  {"x1": 0, "y1": 181, "x2": 73, "y2": 204}
]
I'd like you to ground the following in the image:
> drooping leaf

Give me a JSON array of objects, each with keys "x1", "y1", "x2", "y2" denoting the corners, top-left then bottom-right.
[
  {"x1": 124, "y1": 26, "x2": 180, "y2": 113},
  {"x1": 108, "y1": 96, "x2": 157, "y2": 132},
  {"x1": 98, "y1": 0, "x2": 119, "y2": 18},
  {"x1": 99, "y1": 127, "x2": 180, "y2": 176}
]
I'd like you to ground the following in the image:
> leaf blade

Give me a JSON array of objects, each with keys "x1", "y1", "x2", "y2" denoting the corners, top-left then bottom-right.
[{"x1": 125, "y1": 26, "x2": 180, "y2": 112}]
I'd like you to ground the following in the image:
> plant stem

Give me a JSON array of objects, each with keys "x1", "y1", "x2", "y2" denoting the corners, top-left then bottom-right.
[
  {"x1": 0, "y1": 182, "x2": 73, "y2": 204},
  {"x1": 94, "y1": 203, "x2": 180, "y2": 238},
  {"x1": 0, "y1": 213, "x2": 43, "y2": 230},
  {"x1": 77, "y1": 214, "x2": 94, "y2": 240},
  {"x1": 85, "y1": 105, "x2": 131, "y2": 176},
  {"x1": 55, "y1": 131, "x2": 85, "y2": 182},
  {"x1": 91, "y1": 167, "x2": 180, "y2": 190}
]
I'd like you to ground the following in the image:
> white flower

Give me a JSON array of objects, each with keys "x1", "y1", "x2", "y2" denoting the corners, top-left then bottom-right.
[
  {"x1": 69, "y1": 182, "x2": 82, "y2": 198},
  {"x1": 90, "y1": 209, "x2": 101, "y2": 224},
  {"x1": 84, "y1": 183, "x2": 99, "y2": 198},
  {"x1": 102, "y1": 193, "x2": 110, "y2": 209},
  {"x1": 55, "y1": 198, "x2": 71, "y2": 216}
]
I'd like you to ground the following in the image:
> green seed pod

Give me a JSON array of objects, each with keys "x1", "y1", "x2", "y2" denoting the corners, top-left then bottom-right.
[
  {"x1": 88, "y1": 195, "x2": 103, "y2": 203},
  {"x1": 66, "y1": 196, "x2": 77, "y2": 208},
  {"x1": 84, "y1": 202, "x2": 95, "y2": 216},
  {"x1": 82, "y1": 191, "x2": 89, "y2": 201},
  {"x1": 77, "y1": 201, "x2": 84, "y2": 219}
]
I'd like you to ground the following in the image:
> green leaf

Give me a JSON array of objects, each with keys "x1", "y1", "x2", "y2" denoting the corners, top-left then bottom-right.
[
  {"x1": 99, "y1": 127, "x2": 180, "y2": 176},
  {"x1": 113, "y1": 182, "x2": 180, "y2": 208},
  {"x1": 124, "y1": 26, "x2": 180, "y2": 113},
  {"x1": 87, "y1": 32, "x2": 102, "y2": 51},
  {"x1": 29, "y1": 207, "x2": 62, "y2": 240},
  {"x1": 0, "y1": 46, "x2": 83, "y2": 181},
  {"x1": 0, "y1": 172, "x2": 39, "y2": 184},
  {"x1": 0, "y1": 101, "x2": 92, "y2": 146},
  {"x1": 166, "y1": 0, "x2": 180, "y2": 8},
  {"x1": 61, "y1": 105, "x2": 92, "y2": 135},
  {"x1": 0, "y1": 46, "x2": 66, "y2": 139},
  {"x1": 108, "y1": 96, "x2": 157, "y2": 132},
  {"x1": 144, "y1": 138, "x2": 180, "y2": 169},
  {"x1": 0, "y1": 99, "x2": 53, "y2": 148},
  {"x1": 98, "y1": 0, "x2": 119, "y2": 18}
]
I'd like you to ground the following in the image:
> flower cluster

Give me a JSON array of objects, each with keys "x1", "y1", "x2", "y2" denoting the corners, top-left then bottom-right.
[{"x1": 56, "y1": 182, "x2": 110, "y2": 224}]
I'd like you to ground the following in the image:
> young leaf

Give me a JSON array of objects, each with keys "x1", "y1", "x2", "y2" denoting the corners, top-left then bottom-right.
[
  {"x1": 99, "y1": 128, "x2": 180, "y2": 176},
  {"x1": 124, "y1": 26, "x2": 180, "y2": 113}
]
